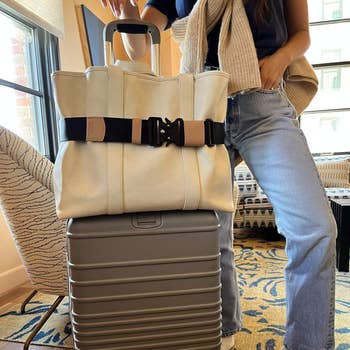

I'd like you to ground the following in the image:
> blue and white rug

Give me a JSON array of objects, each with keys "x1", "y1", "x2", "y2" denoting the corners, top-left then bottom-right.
[
  {"x1": 0, "y1": 294, "x2": 72, "y2": 347},
  {"x1": 233, "y1": 231, "x2": 350, "y2": 349},
  {"x1": 0, "y1": 232, "x2": 349, "y2": 349}
]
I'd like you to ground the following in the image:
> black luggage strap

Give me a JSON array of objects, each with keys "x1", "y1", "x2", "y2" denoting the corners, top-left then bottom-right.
[{"x1": 59, "y1": 117, "x2": 225, "y2": 147}]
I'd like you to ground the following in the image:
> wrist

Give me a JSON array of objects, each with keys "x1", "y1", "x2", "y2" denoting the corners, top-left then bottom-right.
[
  {"x1": 275, "y1": 48, "x2": 293, "y2": 68},
  {"x1": 119, "y1": 3, "x2": 140, "y2": 19}
]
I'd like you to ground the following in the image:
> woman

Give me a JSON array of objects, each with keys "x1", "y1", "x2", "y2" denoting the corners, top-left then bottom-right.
[{"x1": 99, "y1": 1, "x2": 337, "y2": 349}]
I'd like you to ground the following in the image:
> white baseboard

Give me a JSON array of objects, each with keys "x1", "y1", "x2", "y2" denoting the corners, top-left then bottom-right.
[{"x1": 0, "y1": 265, "x2": 29, "y2": 296}]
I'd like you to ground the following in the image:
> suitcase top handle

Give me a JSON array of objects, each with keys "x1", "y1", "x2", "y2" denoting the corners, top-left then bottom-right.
[{"x1": 103, "y1": 19, "x2": 160, "y2": 75}]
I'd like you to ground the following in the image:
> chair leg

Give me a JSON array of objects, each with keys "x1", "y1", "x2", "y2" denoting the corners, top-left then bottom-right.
[
  {"x1": 23, "y1": 295, "x2": 65, "y2": 350},
  {"x1": 21, "y1": 290, "x2": 38, "y2": 314}
]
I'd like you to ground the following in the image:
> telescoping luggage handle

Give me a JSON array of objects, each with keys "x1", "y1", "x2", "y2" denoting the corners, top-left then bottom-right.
[{"x1": 103, "y1": 19, "x2": 161, "y2": 75}]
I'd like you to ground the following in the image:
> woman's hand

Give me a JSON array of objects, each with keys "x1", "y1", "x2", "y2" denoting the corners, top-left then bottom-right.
[
  {"x1": 99, "y1": 0, "x2": 138, "y2": 17},
  {"x1": 98, "y1": 1, "x2": 167, "y2": 61},
  {"x1": 258, "y1": 50, "x2": 291, "y2": 90}
]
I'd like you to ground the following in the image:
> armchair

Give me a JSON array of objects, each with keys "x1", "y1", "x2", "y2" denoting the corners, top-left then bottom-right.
[{"x1": 0, "y1": 125, "x2": 67, "y2": 349}]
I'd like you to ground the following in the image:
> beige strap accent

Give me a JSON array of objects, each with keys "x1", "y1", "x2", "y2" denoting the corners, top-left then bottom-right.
[
  {"x1": 86, "y1": 117, "x2": 105, "y2": 141},
  {"x1": 184, "y1": 120, "x2": 205, "y2": 146},
  {"x1": 132, "y1": 118, "x2": 143, "y2": 145},
  {"x1": 108, "y1": 66, "x2": 124, "y2": 118},
  {"x1": 179, "y1": 74, "x2": 194, "y2": 120}
]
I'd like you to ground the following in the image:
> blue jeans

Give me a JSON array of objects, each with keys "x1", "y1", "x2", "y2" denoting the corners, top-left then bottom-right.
[{"x1": 218, "y1": 87, "x2": 337, "y2": 349}]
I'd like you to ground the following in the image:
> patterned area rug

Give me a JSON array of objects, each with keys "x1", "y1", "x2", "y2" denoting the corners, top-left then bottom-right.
[
  {"x1": 233, "y1": 231, "x2": 350, "y2": 350},
  {"x1": 0, "y1": 294, "x2": 72, "y2": 348},
  {"x1": 0, "y1": 231, "x2": 349, "y2": 349}
]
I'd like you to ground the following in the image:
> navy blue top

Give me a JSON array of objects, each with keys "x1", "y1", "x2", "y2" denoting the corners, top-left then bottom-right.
[{"x1": 145, "y1": 0, "x2": 288, "y2": 66}]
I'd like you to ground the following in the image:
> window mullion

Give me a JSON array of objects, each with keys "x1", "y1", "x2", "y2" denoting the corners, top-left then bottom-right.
[
  {"x1": 313, "y1": 61, "x2": 350, "y2": 69},
  {"x1": 36, "y1": 28, "x2": 60, "y2": 161},
  {"x1": 310, "y1": 18, "x2": 350, "y2": 26},
  {"x1": 304, "y1": 107, "x2": 350, "y2": 114},
  {"x1": 0, "y1": 78, "x2": 43, "y2": 97}
]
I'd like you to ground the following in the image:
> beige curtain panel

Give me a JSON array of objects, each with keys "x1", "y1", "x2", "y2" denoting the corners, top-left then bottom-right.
[{"x1": 0, "y1": 0, "x2": 64, "y2": 37}]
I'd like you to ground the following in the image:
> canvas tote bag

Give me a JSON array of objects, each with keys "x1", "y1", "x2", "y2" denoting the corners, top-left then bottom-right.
[{"x1": 51, "y1": 20, "x2": 234, "y2": 219}]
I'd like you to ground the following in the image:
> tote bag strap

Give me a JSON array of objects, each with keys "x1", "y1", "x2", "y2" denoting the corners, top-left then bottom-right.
[
  {"x1": 107, "y1": 66, "x2": 124, "y2": 117},
  {"x1": 106, "y1": 66, "x2": 125, "y2": 213},
  {"x1": 178, "y1": 74, "x2": 201, "y2": 210}
]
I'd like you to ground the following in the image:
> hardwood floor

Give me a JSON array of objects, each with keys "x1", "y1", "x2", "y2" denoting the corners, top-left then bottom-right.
[
  {"x1": 0, "y1": 282, "x2": 33, "y2": 314},
  {"x1": 0, "y1": 282, "x2": 72, "y2": 350}
]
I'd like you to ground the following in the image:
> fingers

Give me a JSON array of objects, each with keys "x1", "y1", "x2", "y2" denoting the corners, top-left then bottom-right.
[
  {"x1": 265, "y1": 84, "x2": 280, "y2": 90},
  {"x1": 102, "y1": 0, "x2": 138, "y2": 17},
  {"x1": 99, "y1": 0, "x2": 107, "y2": 7},
  {"x1": 261, "y1": 78, "x2": 280, "y2": 90},
  {"x1": 112, "y1": 0, "x2": 119, "y2": 16},
  {"x1": 259, "y1": 56, "x2": 280, "y2": 89},
  {"x1": 259, "y1": 66, "x2": 281, "y2": 89}
]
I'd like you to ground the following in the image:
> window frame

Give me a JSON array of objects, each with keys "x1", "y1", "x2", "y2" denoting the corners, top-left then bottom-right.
[
  {"x1": 319, "y1": 67, "x2": 341, "y2": 90},
  {"x1": 322, "y1": 0, "x2": 343, "y2": 20},
  {"x1": 301, "y1": 14, "x2": 350, "y2": 155},
  {"x1": 0, "y1": 4, "x2": 60, "y2": 162}
]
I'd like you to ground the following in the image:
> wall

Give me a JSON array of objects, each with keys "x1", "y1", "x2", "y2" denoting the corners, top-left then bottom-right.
[
  {"x1": 59, "y1": 0, "x2": 114, "y2": 71},
  {"x1": 0, "y1": 214, "x2": 28, "y2": 296}
]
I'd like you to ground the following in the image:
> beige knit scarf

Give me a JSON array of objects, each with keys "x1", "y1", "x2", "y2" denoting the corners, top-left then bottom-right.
[{"x1": 171, "y1": 0, "x2": 319, "y2": 115}]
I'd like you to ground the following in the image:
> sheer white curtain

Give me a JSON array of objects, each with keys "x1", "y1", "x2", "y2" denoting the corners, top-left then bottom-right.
[{"x1": 0, "y1": 0, "x2": 64, "y2": 37}]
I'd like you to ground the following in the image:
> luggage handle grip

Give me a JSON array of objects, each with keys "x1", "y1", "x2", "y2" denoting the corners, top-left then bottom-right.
[
  {"x1": 103, "y1": 19, "x2": 160, "y2": 75},
  {"x1": 104, "y1": 19, "x2": 160, "y2": 44}
]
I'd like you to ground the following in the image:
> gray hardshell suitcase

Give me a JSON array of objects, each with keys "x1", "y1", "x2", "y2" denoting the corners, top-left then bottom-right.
[{"x1": 67, "y1": 210, "x2": 222, "y2": 350}]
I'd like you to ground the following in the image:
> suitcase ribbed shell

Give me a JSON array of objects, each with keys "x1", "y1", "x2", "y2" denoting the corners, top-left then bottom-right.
[{"x1": 67, "y1": 211, "x2": 222, "y2": 350}]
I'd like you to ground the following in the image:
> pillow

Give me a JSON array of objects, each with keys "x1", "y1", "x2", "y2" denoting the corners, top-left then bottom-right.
[
  {"x1": 314, "y1": 156, "x2": 350, "y2": 188},
  {"x1": 234, "y1": 162, "x2": 255, "y2": 182},
  {"x1": 234, "y1": 162, "x2": 259, "y2": 198}
]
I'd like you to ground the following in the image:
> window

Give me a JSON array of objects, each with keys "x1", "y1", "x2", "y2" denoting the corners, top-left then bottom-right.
[
  {"x1": 0, "y1": 6, "x2": 60, "y2": 160},
  {"x1": 322, "y1": 0, "x2": 343, "y2": 20},
  {"x1": 302, "y1": 0, "x2": 350, "y2": 154},
  {"x1": 320, "y1": 68, "x2": 341, "y2": 89}
]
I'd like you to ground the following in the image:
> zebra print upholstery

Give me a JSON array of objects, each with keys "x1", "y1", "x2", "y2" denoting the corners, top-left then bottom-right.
[{"x1": 0, "y1": 125, "x2": 68, "y2": 295}]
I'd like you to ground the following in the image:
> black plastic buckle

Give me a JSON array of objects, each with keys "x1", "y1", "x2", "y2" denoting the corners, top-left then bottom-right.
[
  {"x1": 147, "y1": 117, "x2": 184, "y2": 147},
  {"x1": 204, "y1": 119, "x2": 215, "y2": 147}
]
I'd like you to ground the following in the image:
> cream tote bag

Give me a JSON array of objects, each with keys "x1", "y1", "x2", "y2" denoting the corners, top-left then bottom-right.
[{"x1": 51, "y1": 20, "x2": 234, "y2": 219}]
